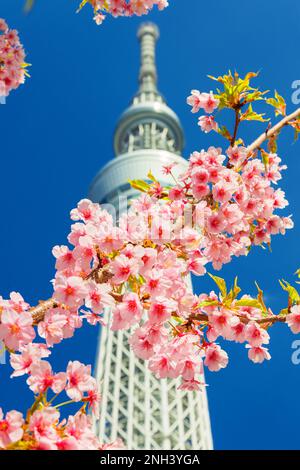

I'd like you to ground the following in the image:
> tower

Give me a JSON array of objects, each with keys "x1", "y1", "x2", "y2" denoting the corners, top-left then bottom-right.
[{"x1": 89, "y1": 23, "x2": 213, "y2": 450}]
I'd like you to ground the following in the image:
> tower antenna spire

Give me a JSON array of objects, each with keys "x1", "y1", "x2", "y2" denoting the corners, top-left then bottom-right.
[{"x1": 136, "y1": 23, "x2": 161, "y2": 102}]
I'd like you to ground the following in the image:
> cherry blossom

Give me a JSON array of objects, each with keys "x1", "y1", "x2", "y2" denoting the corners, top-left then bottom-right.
[
  {"x1": 204, "y1": 344, "x2": 228, "y2": 372},
  {"x1": 0, "y1": 310, "x2": 35, "y2": 351},
  {"x1": 0, "y1": 19, "x2": 28, "y2": 98},
  {"x1": 65, "y1": 361, "x2": 94, "y2": 401},
  {"x1": 27, "y1": 361, "x2": 67, "y2": 395},
  {"x1": 0, "y1": 409, "x2": 24, "y2": 449},
  {"x1": 10, "y1": 343, "x2": 50, "y2": 377},
  {"x1": 80, "y1": 0, "x2": 169, "y2": 25},
  {"x1": 247, "y1": 345, "x2": 271, "y2": 364},
  {"x1": 0, "y1": 70, "x2": 299, "y2": 450},
  {"x1": 286, "y1": 305, "x2": 300, "y2": 334}
]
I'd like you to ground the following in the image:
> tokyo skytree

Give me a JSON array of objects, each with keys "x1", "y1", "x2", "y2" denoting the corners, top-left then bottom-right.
[{"x1": 89, "y1": 23, "x2": 213, "y2": 451}]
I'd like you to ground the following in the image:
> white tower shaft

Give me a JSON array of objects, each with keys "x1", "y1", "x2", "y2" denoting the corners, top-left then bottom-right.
[{"x1": 90, "y1": 23, "x2": 213, "y2": 450}]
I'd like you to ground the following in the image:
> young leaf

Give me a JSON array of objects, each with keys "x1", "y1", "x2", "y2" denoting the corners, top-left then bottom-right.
[
  {"x1": 24, "y1": 0, "x2": 35, "y2": 12},
  {"x1": 198, "y1": 299, "x2": 219, "y2": 308},
  {"x1": 255, "y1": 282, "x2": 268, "y2": 312},
  {"x1": 208, "y1": 273, "x2": 227, "y2": 297},
  {"x1": 235, "y1": 298, "x2": 262, "y2": 308},
  {"x1": 279, "y1": 280, "x2": 300, "y2": 303},
  {"x1": 288, "y1": 117, "x2": 300, "y2": 141},
  {"x1": 147, "y1": 170, "x2": 158, "y2": 183},
  {"x1": 240, "y1": 104, "x2": 269, "y2": 122},
  {"x1": 129, "y1": 179, "x2": 150, "y2": 193},
  {"x1": 266, "y1": 90, "x2": 286, "y2": 117},
  {"x1": 218, "y1": 125, "x2": 232, "y2": 141}
]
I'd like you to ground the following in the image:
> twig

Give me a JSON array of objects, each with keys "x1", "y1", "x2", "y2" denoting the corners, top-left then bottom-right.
[
  {"x1": 190, "y1": 312, "x2": 288, "y2": 326},
  {"x1": 231, "y1": 108, "x2": 240, "y2": 147},
  {"x1": 30, "y1": 299, "x2": 59, "y2": 325},
  {"x1": 248, "y1": 108, "x2": 300, "y2": 153}
]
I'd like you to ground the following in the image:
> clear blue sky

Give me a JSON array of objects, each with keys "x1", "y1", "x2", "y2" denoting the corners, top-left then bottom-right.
[{"x1": 0, "y1": 0, "x2": 300, "y2": 450}]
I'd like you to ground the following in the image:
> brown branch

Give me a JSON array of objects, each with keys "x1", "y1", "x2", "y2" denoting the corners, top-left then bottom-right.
[
  {"x1": 248, "y1": 107, "x2": 300, "y2": 153},
  {"x1": 231, "y1": 108, "x2": 240, "y2": 147},
  {"x1": 30, "y1": 299, "x2": 59, "y2": 325},
  {"x1": 190, "y1": 312, "x2": 288, "y2": 326},
  {"x1": 29, "y1": 265, "x2": 113, "y2": 325}
]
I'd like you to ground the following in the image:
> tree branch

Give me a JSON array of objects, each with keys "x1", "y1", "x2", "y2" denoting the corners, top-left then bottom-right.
[
  {"x1": 231, "y1": 108, "x2": 240, "y2": 147},
  {"x1": 248, "y1": 107, "x2": 300, "y2": 153},
  {"x1": 190, "y1": 312, "x2": 288, "y2": 326},
  {"x1": 30, "y1": 299, "x2": 59, "y2": 325},
  {"x1": 29, "y1": 265, "x2": 113, "y2": 325}
]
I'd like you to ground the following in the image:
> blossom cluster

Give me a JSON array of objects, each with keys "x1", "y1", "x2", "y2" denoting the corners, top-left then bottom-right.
[
  {"x1": 82, "y1": 0, "x2": 169, "y2": 25},
  {"x1": 0, "y1": 73, "x2": 299, "y2": 449},
  {"x1": 0, "y1": 357, "x2": 123, "y2": 450},
  {"x1": 0, "y1": 171, "x2": 295, "y2": 399},
  {"x1": 0, "y1": 19, "x2": 28, "y2": 98},
  {"x1": 187, "y1": 90, "x2": 220, "y2": 133}
]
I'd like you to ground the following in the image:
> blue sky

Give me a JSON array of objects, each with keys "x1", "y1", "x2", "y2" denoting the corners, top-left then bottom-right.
[{"x1": 0, "y1": 0, "x2": 300, "y2": 450}]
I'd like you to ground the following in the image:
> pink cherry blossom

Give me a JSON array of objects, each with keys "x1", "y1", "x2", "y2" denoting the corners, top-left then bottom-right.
[
  {"x1": 37, "y1": 308, "x2": 68, "y2": 346},
  {"x1": 0, "y1": 19, "x2": 28, "y2": 98},
  {"x1": 110, "y1": 254, "x2": 138, "y2": 284},
  {"x1": 149, "y1": 353, "x2": 178, "y2": 379},
  {"x1": 65, "y1": 361, "x2": 94, "y2": 402},
  {"x1": 286, "y1": 305, "x2": 300, "y2": 334},
  {"x1": 129, "y1": 327, "x2": 155, "y2": 359},
  {"x1": 245, "y1": 321, "x2": 270, "y2": 347},
  {"x1": 187, "y1": 90, "x2": 203, "y2": 113},
  {"x1": 53, "y1": 275, "x2": 87, "y2": 308},
  {"x1": 198, "y1": 115, "x2": 218, "y2": 133},
  {"x1": 29, "y1": 407, "x2": 59, "y2": 442},
  {"x1": 178, "y1": 379, "x2": 205, "y2": 391},
  {"x1": 206, "y1": 213, "x2": 227, "y2": 234},
  {"x1": 204, "y1": 344, "x2": 228, "y2": 372},
  {"x1": 65, "y1": 412, "x2": 99, "y2": 449},
  {"x1": 83, "y1": 0, "x2": 169, "y2": 25},
  {"x1": 0, "y1": 409, "x2": 24, "y2": 449},
  {"x1": 148, "y1": 297, "x2": 177, "y2": 324},
  {"x1": 85, "y1": 281, "x2": 114, "y2": 313},
  {"x1": 247, "y1": 345, "x2": 271, "y2": 363},
  {"x1": 10, "y1": 343, "x2": 50, "y2": 378},
  {"x1": 200, "y1": 92, "x2": 219, "y2": 114},
  {"x1": 0, "y1": 310, "x2": 35, "y2": 351},
  {"x1": 52, "y1": 245, "x2": 76, "y2": 272},
  {"x1": 27, "y1": 361, "x2": 67, "y2": 395}
]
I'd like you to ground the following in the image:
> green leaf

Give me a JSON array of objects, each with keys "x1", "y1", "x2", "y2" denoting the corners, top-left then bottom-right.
[
  {"x1": 147, "y1": 170, "x2": 158, "y2": 183},
  {"x1": 218, "y1": 125, "x2": 232, "y2": 141},
  {"x1": 208, "y1": 273, "x2": 227, "y2": 297},
  {"x1": 288, "y1": 117, "x2": 300, "y2": 142},
  {"x1": 260, "y1": 149, "x2": 269, "y2": 167},
  {"x1": 279, "y1": 308, "x2": 289, "y2": 317},
  {"x1": 266, "y1": 90, "x2": 286, "y2": 117},
  {"x1": 232, "y1": 277, "x2": 241, "y2": 299},
  {"x1": 240, "y1": 104, "x2": 269, "y2": 122},
  {"x1": 198, "y1": 299, "x2": 219, "y2": 308},
  {"x1": 128, "y1": 179, "x2": 150, "y2": 193},
  {"x1": 24, "y1": 0, "x2": 35, "y2": 12},
  {"x1": 268, "y1": 133, "x2": 279, "y2": 153},
  {"x1": 279, "y1": 280, "x2": 300, "y2": 303},
  {"x1": 76, "y1": 0, "x2": 89, "y2": 12},
  {"x1": 235, "y1": 298, "x2": 262, "y2": 308},
  {"x1": 226, "y1": 277, "x2": 241, "y2": 303},
  {"x1": 255, "y1": 281, "x2": 268, "y2": 312}
]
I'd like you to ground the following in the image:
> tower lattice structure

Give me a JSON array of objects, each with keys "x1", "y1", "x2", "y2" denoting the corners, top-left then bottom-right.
[{"x1": 89, "y1": 23, "x2": 213, "y2": 450}]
